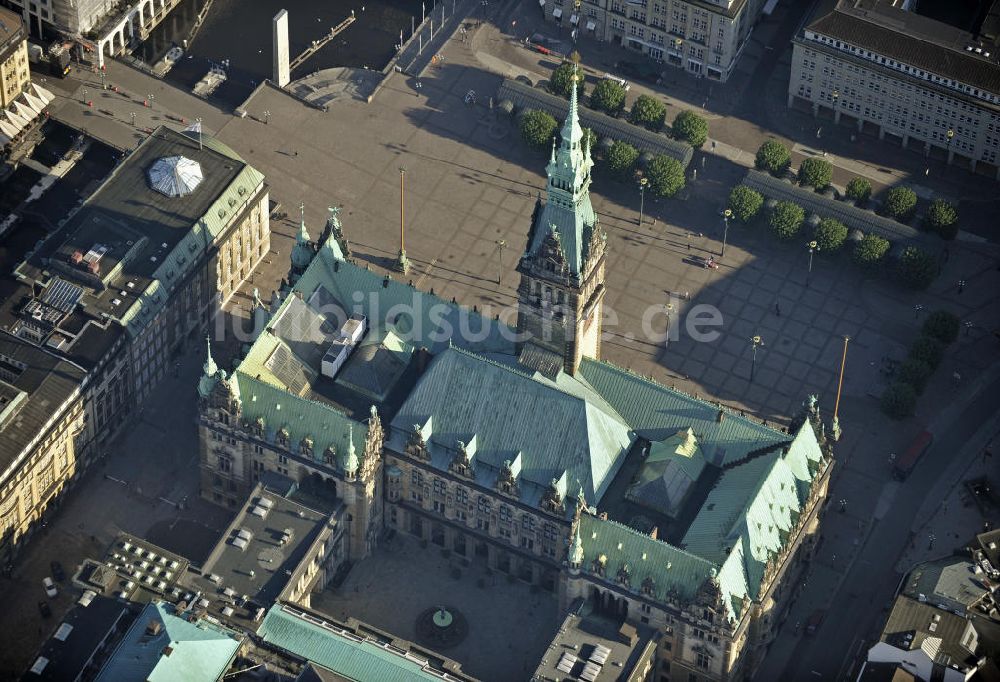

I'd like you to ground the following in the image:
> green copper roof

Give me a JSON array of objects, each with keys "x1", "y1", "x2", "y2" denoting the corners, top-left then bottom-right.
[
  {"x1": 199, "y1": 337, "x2": 219, "y2": 398},
  {"x1": 258, "y1": 605, "x2": 450, "y2": 681},
  {"x1": 292, "y1": 245, "x2": 513, "y2": 356},
  {"x1": 95, "y1": 601, "x2": 242, "y2": 682},
  {"x1": 525, "y1": 74, "x2": 598, "y2": 276},
  {"x1": 234, "y1": 371, "x2": 363, "y2": 469},
  {"x1": 577, "y1": 358, "x2": 790, "y2": 466},
  {"x1": 576, "y1": 513, "x2": 718, "y2": 603},
  {"x1": 392, "y1": 346, "x2": 634, "y2": 502},
  {"x1": 682, "y1": 423, "x2": 824, "y2": 599},
  {"x1": 627, "y1": 428, "x2": 707, "y2": 517}
]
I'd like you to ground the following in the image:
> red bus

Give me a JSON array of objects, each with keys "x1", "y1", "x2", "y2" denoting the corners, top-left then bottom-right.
[{"x1": 894, "y1": 430, "x2": 933, "y2": 480}]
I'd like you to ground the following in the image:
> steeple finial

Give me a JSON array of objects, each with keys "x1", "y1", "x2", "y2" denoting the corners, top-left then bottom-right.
[
  {"x1": 203, "y1": 335, "x2": 217, "y2": 377},
  {"x1": 569, "y1": 524, "x2": 584, "y2": 567},
  {"x1": 297, "y1": 202, "x2": 310, "y2": 244},
  {"x1": 198, "y1": 336, "x2": 220, "y2": 399},
  {"x1": 550, "y1": 136, "x2": 557, "y2": 164},
  {"x1": 343, "y1": 424, "x2": 359, "y2": 477}
]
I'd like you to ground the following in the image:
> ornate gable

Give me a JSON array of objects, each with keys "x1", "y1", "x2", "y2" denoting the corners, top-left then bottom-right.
[
  {"x1": 360, "y1": 405, "x2": 384, "y2": 481},
  {"x1": 449, "y1": 438, "x2": 476, "y2": 479}
]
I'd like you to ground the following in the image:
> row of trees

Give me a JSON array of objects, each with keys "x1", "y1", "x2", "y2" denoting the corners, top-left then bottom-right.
[
  {"x1": 519, "y1": 108, "x2": 686, "y2": 197},
  {"x1": 881, "y1": 310, "x2": 960, "y2": 419},
  {"x1": 726, "y1": 185, "x2": 938, "y2": 289},
  {"x1": 549, "y1": 62, "x2": 709, "y2": 146},
  {"x1": 754, "y1": 141, "x2": 960, "y2": 238}
]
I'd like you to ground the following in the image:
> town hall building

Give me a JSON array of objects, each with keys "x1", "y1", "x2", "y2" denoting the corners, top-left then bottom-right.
[{"x1": 197, "y1": 78, "x2": 834, "y2": 682}]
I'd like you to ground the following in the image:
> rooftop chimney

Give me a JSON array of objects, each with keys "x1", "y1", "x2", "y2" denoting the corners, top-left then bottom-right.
[{"x1": 146, "y1": 620, "x2": 162, "y2": 636}]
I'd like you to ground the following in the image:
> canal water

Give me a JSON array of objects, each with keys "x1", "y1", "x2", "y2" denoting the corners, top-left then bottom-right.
[{"x1": 137, "y1": 0, "x2": 423, "y2": 106}]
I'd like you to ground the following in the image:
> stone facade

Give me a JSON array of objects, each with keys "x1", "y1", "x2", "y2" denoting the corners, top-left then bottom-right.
[
  {"x1": 541, "y1": 0, "x2": 766, "y2": 82},
  {"x1": 0, "y1": 6, "x2": 28, "y2": 109},
  {"x1": 0, "y1": 340, "x2": 87, "y2": 565},
  {"x1": 788, "y1": 7, "x2": 1000, "y2": 179}
]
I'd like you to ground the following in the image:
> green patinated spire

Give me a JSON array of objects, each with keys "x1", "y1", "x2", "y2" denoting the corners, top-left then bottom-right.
[
  {"x1": 342, "y1": 424, "x2": 359, "y2": 476},
  {"x1": 291, "y1": 202, "x2": 314, "y2": 271},
  {"x1": 525, "y1": 67, "x2": 598, "y2": 276},
  {"x1": 198, "y1": 336, "x2": 219, "y2": 398},
  {"x1": 569, "y1": 524, "x2": 585, "y2": 566}
]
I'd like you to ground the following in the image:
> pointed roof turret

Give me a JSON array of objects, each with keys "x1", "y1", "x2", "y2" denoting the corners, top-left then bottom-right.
[
  {"x1": 524, "y1": 66, "x2": 600, "y2": 278},
  {"x1": 569, "y1": 523, "x2": 585, "y2": 567},
  {"x1": 291, "y1": 202, "x2": 314, "y2": 271},
  {"x1": 342, "y1": 424, "x2": 359, "y2": 477},
  {"x1": 198, "y1": 336, "x2": 219, "y2": 398}
]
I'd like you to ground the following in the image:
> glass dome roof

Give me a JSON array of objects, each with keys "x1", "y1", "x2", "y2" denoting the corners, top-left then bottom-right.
[{"x1": 147, "y1": 156, "x2": 204, "y2": 197}]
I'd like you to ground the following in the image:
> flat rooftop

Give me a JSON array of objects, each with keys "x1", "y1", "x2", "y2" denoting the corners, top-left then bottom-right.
[
  {"x1": 533, "y1": 606, "x2": 658, "y2": 682},
  {"x1": 81, "y1": 533, "x2": 190, "y2": 604},
  {"x1": 0, "y1": 333, "x2": 86, "y2": 481},
  {"x1": 182, "y1": 485, "x2": 336, "y2": 626},
  {"x1": 19, "y1": 127, "x2": 254, "y2": 326}
]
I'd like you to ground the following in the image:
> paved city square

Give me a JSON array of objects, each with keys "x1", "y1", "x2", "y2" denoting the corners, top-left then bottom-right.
[{"x1": 312, "y1": 532, "x2": 559, "y2": 681}]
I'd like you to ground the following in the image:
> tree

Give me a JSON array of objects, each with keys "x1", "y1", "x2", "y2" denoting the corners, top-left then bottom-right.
[
  {"x1": 519, "y1": 109, "x2": 558, "y2": 150},
  {"x1": 814, "y1": 218, "x2": 848, "y2": 253},
  {"x1": 925, "y1": 199, "x2": 958, "y2": 240},
  {"x1": 768, "y1": 201, "x2": 804, "y2": 240},
  {"x1": 605, "y1": 140, "x2": 639, "y2": 179},
  {"x1": 909, "y1": 335, "x2": 945, "y2": 370},
  {"x1": 582, "y1": 127, "x2": 598, "y2": 153},
  {"x1": 922, "y1": 310, "x2": 960, "y2": 345},
  {"x1": 645, "y1": 155, "x2": 685, "y2": 198},
  {"x1": 897, "y1": 358, "x2": 933, "y2": 395},
  {"x1": 883, "y1": 186, "x2": 917, "y2": 220},
  {"x1": 845, "y1": 177, "x2": 872, "y2": 203},
  {"x1": 728, "y1": 185, "x2": 764, "y2": 223},
  {"x1": 590, "y1": 79, "x2": 627, "y2": 115},
  {"x1": 549, "y1": 62, "x2": 583, "y2": 99},
  {"x1": 629, "y1": 94, "x2": 666, "y2": 130},
  {"x1": 755, "y1": 139, "x2": 791, "y2": 176},
  {"x1": 896, "y1": 245, "x2": 937, "y2": 290},
  {"x1": 798, "y1": 157, "x2": 833, "y2": 190},
  {"x1": 881, "y1": 383, "x2": 917, "y2": 419},
  {"x1": 852, "y1": 233, "x2": 890, "y2": 268},
  {"x1": 671, "y1": 110, "x2": 708, "y2": 148}
]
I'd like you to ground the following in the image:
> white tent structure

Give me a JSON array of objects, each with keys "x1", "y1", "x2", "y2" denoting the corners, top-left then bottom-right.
[{"x1": 147, "y1": 156, "x2": 204, "y2": 197}]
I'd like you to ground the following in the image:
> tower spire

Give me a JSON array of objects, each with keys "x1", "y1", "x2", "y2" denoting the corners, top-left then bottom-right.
[
  {"x1": 343, "y1": 424, "x2": 359, "y2": 477},
  {"x1": 198, "y1": 336, "x2": 219, "y2": 399},
  {"x1": 561, "y1": 68, "x2": 584, "y2": 149}
]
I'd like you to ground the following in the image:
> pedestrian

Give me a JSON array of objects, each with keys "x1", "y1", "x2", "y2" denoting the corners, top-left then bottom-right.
[
  {"x1": 958, "y1": 280, "x2": 965, "y2": 294},
  {"x1": 294, "y1": 151, "x2": 298, "y2": 156},
  {"x1": 774, "y1": 302, "x2": 781, "y2": 316},
  {"x1": 686, "y1": 233, "x2": 691, "y2": 251}
]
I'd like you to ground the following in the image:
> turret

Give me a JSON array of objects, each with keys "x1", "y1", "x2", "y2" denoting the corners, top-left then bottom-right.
[{"x1": 198, "y1": 336, "x2": 219, "y2": 399}]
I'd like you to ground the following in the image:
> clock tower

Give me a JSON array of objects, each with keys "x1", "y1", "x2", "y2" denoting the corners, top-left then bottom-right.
[{"x1": 516, "y1": 72, "x2": 607, "y2": 376}]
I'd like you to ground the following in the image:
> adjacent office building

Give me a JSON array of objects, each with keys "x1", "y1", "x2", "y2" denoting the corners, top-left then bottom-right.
[
  {"x1": 0, "y1": 5, "x2": 29, "y2": 108},
  {"x1": 789, "y1": 0, "x2": 1000, "y2": 179},
  {"x1": 540, "y1": 0, "x2": 768, "y2": 82},
  {"x1": 0, "y1": 126, "x2": 269, "y2": 560}
]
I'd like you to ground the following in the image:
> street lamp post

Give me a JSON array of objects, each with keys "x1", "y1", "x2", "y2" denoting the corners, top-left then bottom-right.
[
  {"x1": 750, "y1": 335, "x2": 763, "y2": 382},
  {"x1": 807, "y1": 240, "x2": 818, "y2": 287},
  {"x1": 664, "y1": 302, "x2": 674, "y2": 348},
  {"x1": 638, "y1": 177, "x2": 648, "y2": 226},
  {"x1": 130, "y1": 111, "x2": 136, "y2": 127},
  {"x1": 831, "y1": 88, "x2": 840, "y2": 123},
  {"x1": 721, "y1": 208, "x2": 732, "y2": 258},
  {"x1": 82, "y1": 87, "x2": 88, "y2": 103},
  {"x1": 148, "y1": 93, "x2": 154, "y2": 109},
  {"x1": 831, "y1": 335, "x2": 849, "y2": 441},
  {"x1": 396, "y1": 167, "x2": 409, "y2": 273},
  {"x1": 946, "y1": 128, "x2": 955, "y2": 165},
  {"x1": 495, "y1": 239, "x2": 506, "y2": 286},
  {"x1": 839, "y1": 498, "x2": 848, "y2": 513},
  {"x1": 965, "y1": 321, "x2": 974, "y2": 337}
]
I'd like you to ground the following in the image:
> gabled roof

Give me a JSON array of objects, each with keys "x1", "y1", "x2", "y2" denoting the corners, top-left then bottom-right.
[
  {"x1": 392, "y1": 346, "x2": 634, "y2": 502},
  {"x1": 95, "y1": 601, "x2": 242, "y2": 682},
  {"x1": 627, "y1": 429, "x2": 707, "y2": 517},
  {"x1": 292, "y1": 244, "x2": 514, "y2": 356},
  {"x1": 682, "y1": 423, "x2": 824, "y2": 598},
  {"x1": 576, "y1": 358, "x2": 789, "y2": 466},
  {"x1": 234, "y1": 371, "x2": 363, "y2": 470},
  {"x1": 576, "y1": 514, "x2": 718, "y2": 605}
]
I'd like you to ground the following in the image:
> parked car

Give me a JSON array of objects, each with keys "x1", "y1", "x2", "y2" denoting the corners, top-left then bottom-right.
[
  {"x1": 38, "y1": 601, "x2": 52, "y2": 618},
  {"x1": 50, "y1": 560, "x2": 65, "y2": 582},
  {"x1": 805, "y1": 609, "x2": 825, "y2": 636},
  {"x1": 42, "y1": 577, "x2": 57, "y2": 598},
  {"x1": 615, "y1": 61, "x2": 661, "y2": 84}
]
